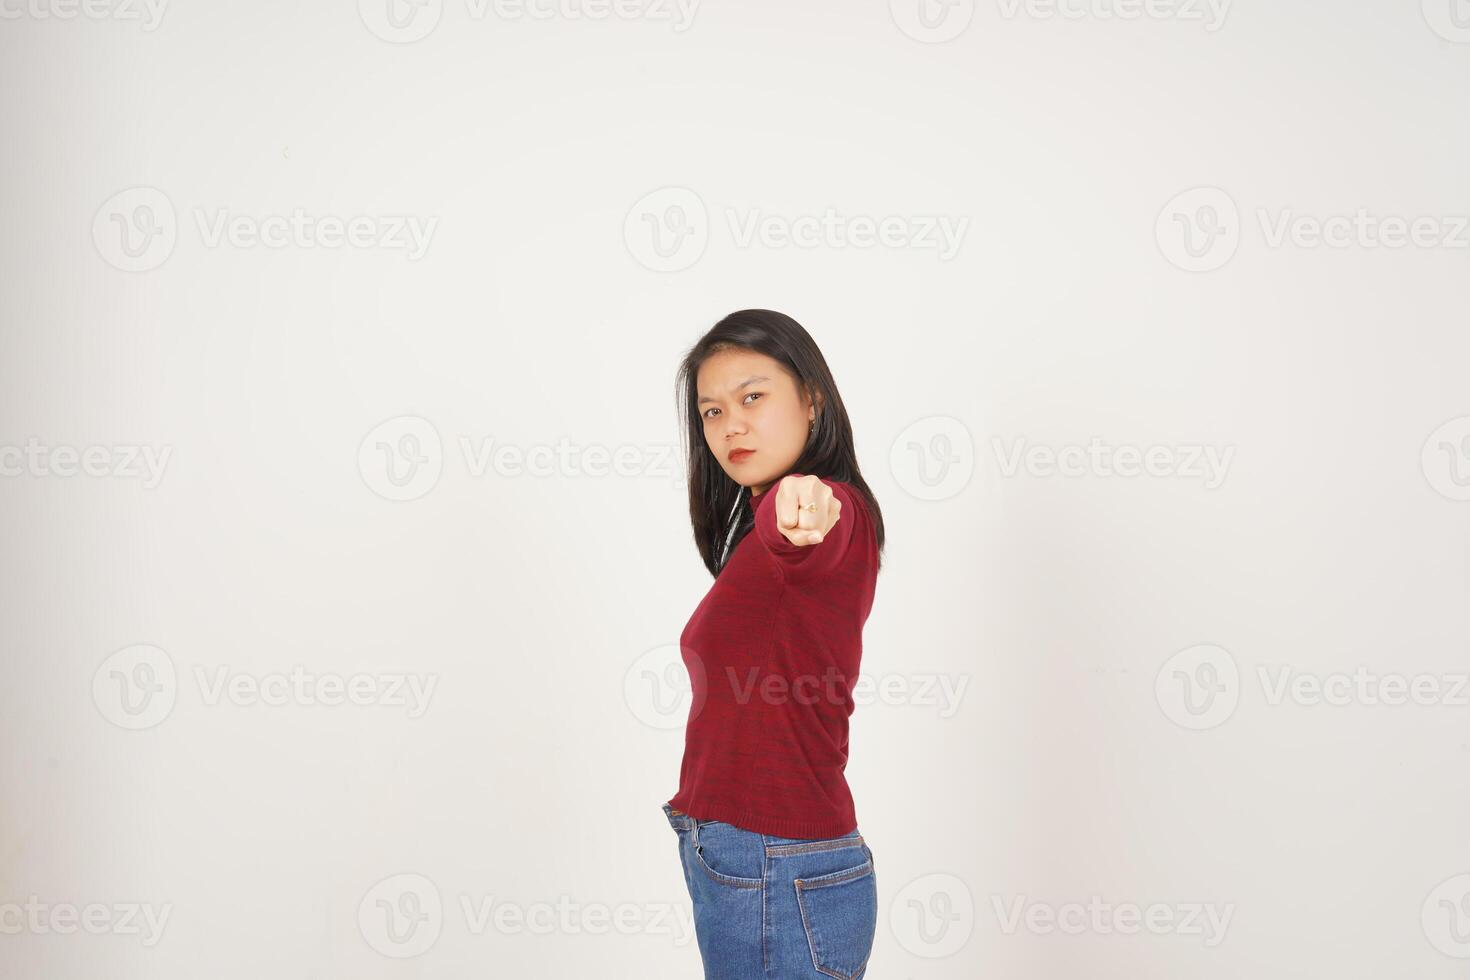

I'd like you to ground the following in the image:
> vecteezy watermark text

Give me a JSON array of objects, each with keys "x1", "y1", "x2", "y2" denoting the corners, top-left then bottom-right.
[
  {"x1": 995, "y1": 0, "x2": 1229, "y2": 30},
  {"x1": 725, "y1": 666, "x2": 972, "y2": 719},
  {"x1": 1156, "y1": 644, "x2": 1470, "y2": 730},
  {"x1": 357, "y1": 873, "x2": 695, "y2": 958},
  {"x1": 193, "y1": 666, "x2": 438, "y2": 716},
  {"x1": 624, "y1": 187, "x2": 970, "y2": 272},
  {"x1": 92, "y1": 645, "x2": 439, "y2": 729},
  {"x1": 725, "y1": 208, "x2": 969, "y2": 261},
  {"x1": 357, "y1": 0, "x2": 700, "y2": 43},
  {"x1": 92, "y1": 187, "x2": 438, "y2": 272},
  {"x1": 991, "y1": 895, "x2": 1234, "y2": 947},
  {"x1": 0, "y1": 439, "x2": 172, "y2": 488},
  {"x1": 623, "y1": 645, "x2": 974, "y2": 730},
  {"x1": 0, "y1": 0, "x2": 168, "y2": 29},
  {"x1": 1157, "y1": 186, "x2": 1470, "y2": 272},
  {"x1": 0, "y1": 897, "x2": 172, "y2": 947},
  {"x1": 1257, "y1": 665, "x2": 1470, "y2": 707},
  {"x1": 991, "y1": 436, "x2": 1234, "y2": 489},
  {"x1": 193, "y1": 209, "x2": 437, "y2": 259},
  {"x1": 358, "y1": 415, "x2": 683, "y2": 502},
  {"x1": 887, "y1": 417, "x2": 1235, "y2": 502}
]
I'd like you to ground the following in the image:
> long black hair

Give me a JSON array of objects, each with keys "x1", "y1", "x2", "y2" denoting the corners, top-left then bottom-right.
[{"x1": 675, "y1": 309, "x2": 886, "y2": 578}]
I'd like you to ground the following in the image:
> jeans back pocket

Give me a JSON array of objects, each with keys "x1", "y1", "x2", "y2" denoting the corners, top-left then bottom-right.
[{"x1": 794, "y1": 853, "x2": 877, "y2": 979}]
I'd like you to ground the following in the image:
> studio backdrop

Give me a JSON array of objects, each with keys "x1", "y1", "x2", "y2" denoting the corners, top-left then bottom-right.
[{"x1": 2, "y1": 1, "x2": 1469, "y2": 977}]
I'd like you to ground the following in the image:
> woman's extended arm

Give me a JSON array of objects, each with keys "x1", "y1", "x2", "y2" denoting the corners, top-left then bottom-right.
[{"x1": 752, "y1": 473, "x2": 861, "y2": 582}]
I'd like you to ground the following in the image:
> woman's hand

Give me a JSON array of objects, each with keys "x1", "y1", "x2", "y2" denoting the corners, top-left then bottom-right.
[{"x1": 771, "y1": 474, "x2": 843, "y2": 548}]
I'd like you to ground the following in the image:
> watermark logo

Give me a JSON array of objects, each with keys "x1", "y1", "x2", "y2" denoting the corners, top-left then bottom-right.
[
  {"x1": 359, "y1": 0, "x2": 444, "y2": 42},
  {"x1": 1159, "y1": 186, "x2": 1470, "y2": 271},
  {"x1": 1257, "y1": 208, "x2": 1470, "y2": 251},
  {"x1": 890, "y1": 415, "x2": 976, "y2": 502},
  {"x1": 0, "y1": 439, "x2": 173, "y2": 488},
  {"x1": 890, "y1": 873, "x2": 975, "y2": 958},
  {"x1": 92, "y1": 188, "x2": 438, "y2": 271},
  {"x1": 192, "y1": 666, "x2": 437, "y2": 716},
  {"x1": 1423, "y1": 0, "x2": 1470, "y2": 42},
  {"x1": 726, "y1": 208, "x2": 968, "y2": 260},
  {"x1": 359, "y1": 0, "x2": 698, "y2": 40},
  {"x1": 891, "y1": 421, "x2": 1233, "y2": 499},
  {"x1": 991, "y1": 895, "x2": 1234, "y2": 946},
  {"x1": 854, "y1": 672, "x2": 970, "y2": 717},
  {"x1": 193, "y1": 209, "x2": 437, "y2": 259},
  {"x1": 625, "y1": 643, "x2": 705, "y2": 730},
  {"x1": 358, "y1": 417, "x2": 683, "y2": 501},
  {"x1": 458, "y1": 437, "x2": 679, "y2": 483},
  {"x1": 992, "y1": 436, "x2": 1234, "y2": 489},
  {"x1": 92, "y1": 187, "x2": 177, "y2": 273},
  {"x1": 721, "y1": 666, "x2": 971, "y2": 718},
  {"x1": 890, "y1": 0, "x2": 975, "y2": 43},
  {"x1": 359, "y1": 415, "x2": 444, "y2": 502},
  {"x1": 93, "y1": 649, "x2": 438, "y2": 728},
  {"x1": 1155, "y1": 648, "x2": 1464, "y2": 725},
  {"x1": 459, "y1": 893, "x2": 693, "y2": 940},
  {"x1": 359, "y1": 873, "x2": 443, "y2": 957},
  {"x1": 1257, "y1": 666, "x2": 1470, "y2": 708},
  {"x1": 479, "y1": 0, "x2": 699, "y2": 29},
  {"x1": 624, "y1": 187, "x2": 969, "y2": 271},
  {"x1": 0, "y1": 0, "x2": 169, "y2": 29},
  {"x1": 358, "y1": 873, "x2": 695, "y2": 951},
  {"x1": 1155, "y1": 643, "x2": 1239, "y2": 730},
  {"x1": 1156, "y1": 186, "x2": 1239, "y2": 272},
  {"x1": 1423, "y1": 873, "x2": 1470, "y2": 957},
  {"x1": 92, "y1": 645, "x2": 178, "y2": 730},
  {"x1": 0, "y1": 898, "x2": 172, "y2": 946},
  {"x1": 995, "y1": 0, "x2": 1230, "y2": 31},
  {"x1": 624, "y1": 187, "x2": 708, "y2": 272},
  {"x1": 1422, "y1": 416, "x2": 1470, "y2": 501}
]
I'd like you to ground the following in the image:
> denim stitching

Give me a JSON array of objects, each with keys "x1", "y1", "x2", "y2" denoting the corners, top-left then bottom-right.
[
  {"x1": 764, "y1": 835, "x2": 865, "y2": 857},
  {"x1": 793, "y1": 881, "x2": 832, "y2": 979},
  {"x1": 761, "y1": 835, "x2": 771, "y2": 974},
  {"x1": 691, "y1": 833, "x2": 763, "y2": 889},
  {"x1": 797, "y1": 861, "x2": 873, "y2": 889},
  {"x1": 793, "y1": 860, "x2": 875, "y2": 980}
]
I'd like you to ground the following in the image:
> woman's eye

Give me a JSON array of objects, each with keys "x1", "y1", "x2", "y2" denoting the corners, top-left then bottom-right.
[{"x1": 702, "y1": 393, "x2": 760, "y2": 420}]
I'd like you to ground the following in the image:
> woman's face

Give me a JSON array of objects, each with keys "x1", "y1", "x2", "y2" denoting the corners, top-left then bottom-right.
[{"x1": 696, "y1": 348, "x2": 815, "y2": 497}]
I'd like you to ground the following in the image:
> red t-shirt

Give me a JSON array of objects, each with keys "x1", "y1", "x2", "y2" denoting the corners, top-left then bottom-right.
[{"x1": 667, "y1": 474, "x2": 879, "y2": 839}]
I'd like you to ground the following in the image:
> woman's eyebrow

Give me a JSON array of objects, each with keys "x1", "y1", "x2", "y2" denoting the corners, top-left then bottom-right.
[{"x1": 697, "y1": 375, "x2": 771, "y2": 405}]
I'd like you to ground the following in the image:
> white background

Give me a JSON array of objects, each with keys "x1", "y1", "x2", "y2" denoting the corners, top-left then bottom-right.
[{"x1": 2, "y1": 0, "x2": 1469, "y2": 977}]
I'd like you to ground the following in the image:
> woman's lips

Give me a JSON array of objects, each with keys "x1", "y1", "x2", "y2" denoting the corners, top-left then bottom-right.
[{"x1": 728, "y1": 449, "x2": 755, "y2": 463}]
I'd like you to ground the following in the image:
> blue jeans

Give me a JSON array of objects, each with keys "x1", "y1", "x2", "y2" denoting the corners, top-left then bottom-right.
[{"x1": 661, "y1": 802, "x2": 878, "y2": 979}]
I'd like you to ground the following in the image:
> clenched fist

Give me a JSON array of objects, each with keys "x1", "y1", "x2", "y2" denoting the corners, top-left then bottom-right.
[{"x1": 770, "y1": 474, "x2": 842, "y2": 548}]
